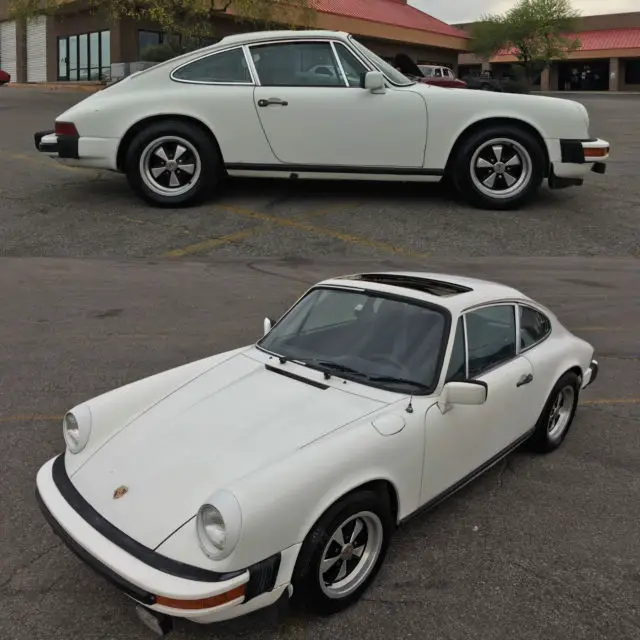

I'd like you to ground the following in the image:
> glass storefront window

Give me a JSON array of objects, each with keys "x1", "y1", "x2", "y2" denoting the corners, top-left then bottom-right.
[{"x1": 57, "y1": 30, "x2": 111, "y2": 81}]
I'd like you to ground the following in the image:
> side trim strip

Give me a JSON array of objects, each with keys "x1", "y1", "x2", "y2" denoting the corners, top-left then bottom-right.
[
  {"x1": 225, "y1": 163, "x2": 445, "y2": 176},
  {"x1": 399, "y1": 427, "x2": 535, "y2": 525},
  {"x1": 50, "y1": 454, "x2": 245, "y2": 582}
]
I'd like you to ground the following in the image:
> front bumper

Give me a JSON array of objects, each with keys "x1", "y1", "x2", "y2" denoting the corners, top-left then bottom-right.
[
  {"x1": 36, "y1": 454, "x2": 287, "y2": 624},
  {"x1": 549, "y1": 138, "x2": 609, "y2": 188},
  {"x1": 581, "y1": 359, "x2": 599, "y2": 389}
]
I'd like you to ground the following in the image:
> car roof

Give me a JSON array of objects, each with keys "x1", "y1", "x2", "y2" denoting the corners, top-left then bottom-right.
[
  {"x1": 317, "y1": 271, "x2": 530, "y2": 314},
  {"x1": 217, "y1": 29, "x2": 349, "y2": 47}
]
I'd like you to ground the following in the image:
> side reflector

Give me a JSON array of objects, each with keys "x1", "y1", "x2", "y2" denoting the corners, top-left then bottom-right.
[{"x1": 155, "y1": 584, "x2": 245, "y2": 610}]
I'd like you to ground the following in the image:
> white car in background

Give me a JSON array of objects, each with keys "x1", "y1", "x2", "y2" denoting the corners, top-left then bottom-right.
[
  {"x1": 34, "y1": 30, "x2": 610, "y2": 211},
  {"x1": 36, "y1": 271, "x2": 599, "y2": 635}
]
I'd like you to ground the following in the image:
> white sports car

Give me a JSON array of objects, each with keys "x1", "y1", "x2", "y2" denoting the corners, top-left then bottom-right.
[
  {"x1": 36, "y1": 271, "x2": 599, "y2": 635},
  {"x1": 34, "y1": 30, "x2": 610, "y2": 211}
]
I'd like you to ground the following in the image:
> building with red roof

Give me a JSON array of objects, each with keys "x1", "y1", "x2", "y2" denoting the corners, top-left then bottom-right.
[
  {"x1": 0, "y1": 0, "x2": 469, "y2": 84},
  {"x1": 456, "y1": 12, "x2": 640, "y2": 92}
]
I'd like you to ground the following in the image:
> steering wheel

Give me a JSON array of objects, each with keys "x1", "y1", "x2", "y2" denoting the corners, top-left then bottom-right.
[{"x1": 367, "y1": 353, "x2": 410, "y2": 375}]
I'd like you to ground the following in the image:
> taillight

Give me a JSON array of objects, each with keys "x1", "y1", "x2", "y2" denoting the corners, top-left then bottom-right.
[{"x1": 55, "y1": 121, "x2": 79, "y2": 137}]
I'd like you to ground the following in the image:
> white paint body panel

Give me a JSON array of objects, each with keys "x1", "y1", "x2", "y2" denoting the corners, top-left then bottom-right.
[
  {"x1": 40, "y1": 29, "x2": 608, "y2": 189},
  {"x1": 0, "y1": 20, "x2": 18, "y2": 80},
  {"x1": 36, "y1": 271, "x2": 598, "y2": 624},
  {"x1": 26, "y1": 16, "x2": 48, "y2": 82}
]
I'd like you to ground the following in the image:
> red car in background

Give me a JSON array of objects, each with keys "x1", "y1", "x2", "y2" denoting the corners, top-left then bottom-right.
[
  {"x1": 0, "y1": 69, "x2": 11, "y2": 85},
  {"x1": 418, "y1": 64, "x2": 467, "y2": 89},
  {"x1": 392, "y1": 53, "x2": 467, "y2": 89}
]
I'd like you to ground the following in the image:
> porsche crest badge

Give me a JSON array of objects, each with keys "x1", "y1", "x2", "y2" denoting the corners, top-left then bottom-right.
[{"x1": 113, "y1": 485, "x2": 129, "y2": 500}]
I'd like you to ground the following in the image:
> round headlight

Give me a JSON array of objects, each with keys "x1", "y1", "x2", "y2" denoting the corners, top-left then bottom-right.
[
  {"x1": 196, "y1": 491, "x2": 242, "y2": 561},
  {"x1": 62, "y1": 405, "x2": 92, "y2": 453},
  {"x1": 198, "y1": 505, "x2": 227, "y2": 553}
]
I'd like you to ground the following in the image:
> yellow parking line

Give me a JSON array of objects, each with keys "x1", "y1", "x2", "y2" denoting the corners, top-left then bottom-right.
[
  {"x1": 0, "y1": 415, "x2": 63, "y2": 423},
  {"x1": 161, "y1": 225, "x2": 268, "y2": 258},
  {"x1": 218, "y1": 204, "x2": 429, "y2": 259},
  {"x1": 582, "y1": 398, "x2": 640, "y2": 406},
  {"x1": 573, "y1": 327, "x2": 631, "y2": 332}
]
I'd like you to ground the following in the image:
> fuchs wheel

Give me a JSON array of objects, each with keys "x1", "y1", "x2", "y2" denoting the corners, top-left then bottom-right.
[
  {"x1": 450, "y1": 125, "x2": 545, "y2": 210},
  {"x1": 290, "y1": 489, "x2": 394, "y2": 616},
  {"x1": 124, "y1": 120, "x2": 223, "y2": 207},
  {"x1": 527, "y1": 371, "x2": 581, "y2": 453}
]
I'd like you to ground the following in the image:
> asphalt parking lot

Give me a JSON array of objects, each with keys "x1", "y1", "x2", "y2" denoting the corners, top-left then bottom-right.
[{"x1": 0, "y1": 88, "x2": 639, "y2": 640}]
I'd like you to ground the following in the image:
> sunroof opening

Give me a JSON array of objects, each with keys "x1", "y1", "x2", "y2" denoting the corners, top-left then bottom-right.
[{"x1": 346, "y1": 273, "x2": 473, "y2": 297}]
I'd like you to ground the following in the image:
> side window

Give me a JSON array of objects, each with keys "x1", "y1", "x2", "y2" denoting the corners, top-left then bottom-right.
[
  {"x1": 172, "y1": 48, "x2": 252, "y2": 83},
  {"x1": 250, "y1": 41, "x2": 343, "y2": 87},
  {"x1": 434, "y1": 68, "x2": 443, "y2": 77},
  {"x1": 466, "y1": 305, "x2": 517, "y2": 378},
  {"x1": 334, "y1": 43, "x2": 369, "y2": 87},
  {"x1": 519, "y1": 305, "x2": 551, "y2": 350},
  {"x1": 443, "y1": 68, "x2": 452, "y2": 77},
  {"x1": 445, "y1": 317, "x2": 467, "y2": 382}
]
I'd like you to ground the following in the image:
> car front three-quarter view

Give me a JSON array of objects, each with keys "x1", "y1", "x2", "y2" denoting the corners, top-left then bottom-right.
[
  {"x1": 36, "y1": 271, "x2": 600, "y2": 635},
  {"x1": 34, "y1": 29, "x2": 609, "y2": 211}
]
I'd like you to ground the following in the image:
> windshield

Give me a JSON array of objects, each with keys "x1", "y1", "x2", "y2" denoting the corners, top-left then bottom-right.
[
  {"x1": 348, "y1": 37, "x2": 415, "y2": 87},
  {"x1": 257, "y1": 286, "x2": 449, "y2": 394}
]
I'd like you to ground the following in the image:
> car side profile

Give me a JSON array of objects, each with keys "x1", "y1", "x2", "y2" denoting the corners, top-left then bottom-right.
[
  {"x1": 36, "y1": 271, "x2": 599, "y2": 636},
  {"x1": 34, "y1": 30, "x2": 609, "y2": 211}
]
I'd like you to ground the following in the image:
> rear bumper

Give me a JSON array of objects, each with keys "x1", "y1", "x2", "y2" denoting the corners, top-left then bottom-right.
[
  {"x1": 34, "y1": 128, "x2": 119, "y2": 170},
  {"x1": 582, "y1": 359, "x2": 599, "y2": 389},
  {"x1": 36, "y1": 454, "x2": 291, "y2": 624},
  {"x1": 35, "y1": 129, "x2": 79, "y2": 158}
]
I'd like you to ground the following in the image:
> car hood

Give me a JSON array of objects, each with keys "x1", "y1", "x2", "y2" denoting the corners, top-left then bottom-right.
[{"x1": 68, "y1": 351, "x2": 386, "y2": 549}]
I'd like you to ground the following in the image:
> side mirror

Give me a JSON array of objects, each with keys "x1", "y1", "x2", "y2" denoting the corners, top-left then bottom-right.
[
  {"x1": 437, "y1": 381, "x2": 487, "y2": 415},
  {"x1": 360, "y1": 70, "x2": 385, "y2": 94},
  {"x1": 263, "y1": 317, "x2": 273, "y2": 336}
]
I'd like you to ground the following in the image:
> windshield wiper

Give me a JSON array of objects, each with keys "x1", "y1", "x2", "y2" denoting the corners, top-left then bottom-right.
[
  {"x1": 298, "y1": 359, "x2": 361, "y2": 379},
  {"x1": 364, "y1": 375, "x2": 430, "y2": 390}
]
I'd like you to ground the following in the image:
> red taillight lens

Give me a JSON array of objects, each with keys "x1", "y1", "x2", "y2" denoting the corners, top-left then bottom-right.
[{"x1": 55, "y1": 121, "x2": 78, "y2": 137}]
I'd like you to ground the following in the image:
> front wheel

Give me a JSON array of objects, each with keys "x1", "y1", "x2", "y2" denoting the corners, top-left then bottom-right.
[
  {"x1": 450, "y1": 125, "x2": 546, "y2": 210},
  {"x1": 290, "y1": 489, "x2": 394, "y2": 616},
  {"x1": 124, "y1": 120, "x2": 223, "y2": 208}
]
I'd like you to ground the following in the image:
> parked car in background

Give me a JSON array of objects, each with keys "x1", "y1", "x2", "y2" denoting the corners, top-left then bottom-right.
[
  {"x1": 417, "y1": 64, "x2": 467, "y2": 89},
  {"x1": 35, "y1": 270, "x2": 600, "y2": 635},
  {"x1": 0, "y1": 69, "x2": 11, "y2": 85},
  {"x1": 34, "y1": 29, "x2": 610, "y2": 211},
  {"x1": 462, "y1": 70, "x2": 530, "y2": 94}
]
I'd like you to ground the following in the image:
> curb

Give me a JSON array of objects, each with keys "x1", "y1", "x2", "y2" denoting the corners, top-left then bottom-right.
[{"x1": 6, "y1": 82, "x2": 103, "y2": 93}]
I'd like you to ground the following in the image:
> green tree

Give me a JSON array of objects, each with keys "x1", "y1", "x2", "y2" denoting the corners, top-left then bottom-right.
[
  {"x1": 470, "y1": 0, "x2": 581, "y2": 82},
  {"x1": 10, "y1": 0, "x2": 315, "y2": 45}
]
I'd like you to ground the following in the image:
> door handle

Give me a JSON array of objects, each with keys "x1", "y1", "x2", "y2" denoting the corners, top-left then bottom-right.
[
  {"x1": 516, "y1": 373, "x2": 534, "y2": 387},
  {"x1": 257, "y1": 97, "x2": 289, "y2": 107}
]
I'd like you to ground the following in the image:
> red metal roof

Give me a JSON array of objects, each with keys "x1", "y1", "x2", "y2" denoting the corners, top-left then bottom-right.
[
  {"x1": 497, "y1": 28, "x2": 640, "y2": 56},
  {"x1": 311, "y1": 0, "x2": 470, "y2": 39}
]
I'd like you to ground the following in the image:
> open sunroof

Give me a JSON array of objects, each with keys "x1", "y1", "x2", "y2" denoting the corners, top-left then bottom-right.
[{"x1": 345, "y1": 273, "x2": 473, "y2": 297}]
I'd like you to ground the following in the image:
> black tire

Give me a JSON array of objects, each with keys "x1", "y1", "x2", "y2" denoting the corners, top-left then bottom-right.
[
  {"x1": 124, "y1": 119, "x2": 223, "y2": 208},
  {"x1": 290, "y1": 489, "x2": 394, "y2": 616},
  {"x1": 527, "y1": 371, "x2": 581, "y2": 454},
  {"x1": 450, "y1": 124, "x2": 546, "y2": 210}
]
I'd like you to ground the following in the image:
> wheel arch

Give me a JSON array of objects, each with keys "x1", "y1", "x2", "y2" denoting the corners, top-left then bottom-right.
[
  {"x1": 116, "y1": 114, "x2": 224, "y2": 171},
  {"x1": 445, "y1": 117, "x2": 551, "y2": 178}
]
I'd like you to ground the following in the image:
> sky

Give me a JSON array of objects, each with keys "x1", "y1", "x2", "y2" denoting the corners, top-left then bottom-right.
[{"x1": 409, "y1": 0, "x2": 639, "y2": 24}]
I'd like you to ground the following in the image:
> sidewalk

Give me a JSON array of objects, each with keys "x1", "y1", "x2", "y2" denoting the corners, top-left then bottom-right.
[{"x1": 6, "y1": 81, "x2": 103, "y2": 93}]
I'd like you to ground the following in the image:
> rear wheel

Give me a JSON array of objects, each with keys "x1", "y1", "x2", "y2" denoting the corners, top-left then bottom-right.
[
  {"x1": 124, "y1": 120, "x2": 223, "y2": 207},
  {"x1": 450, "y1": 125, "x2": 545, "y2": 210},
  {"x1": 290, "y1": 489, "x2": 393, "y2": 616},
  {"x1": 527, "y1": 371, "x2": 581, "y2": 453}
]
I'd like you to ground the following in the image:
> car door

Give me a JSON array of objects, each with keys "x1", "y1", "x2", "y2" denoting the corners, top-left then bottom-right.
[
  {"x1": 419, "y1": 305, "x2": 536, "y2": 505},
  {"x1": 249, "y1": 39, "x2": 428, "y2": 168}
]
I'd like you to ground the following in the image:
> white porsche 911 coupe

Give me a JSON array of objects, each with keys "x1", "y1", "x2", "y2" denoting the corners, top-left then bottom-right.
[
  {"x1": 36, "y1": 271, "x2": 599, "y2": 635},
  {"x1": 34, "y1": 30, "x2": 610, "y2": 211}
]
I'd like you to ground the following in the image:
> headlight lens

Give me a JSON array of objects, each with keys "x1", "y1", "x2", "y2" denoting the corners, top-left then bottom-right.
[
  {"x1": 198, "y1": 505, "x2": 227, "y2": 552},
  {"x1": 62, "y1": 405, "x2": 92, "y2": 453},
  {"x1": 196, "y1": 491, "x2": 242, "y2": 560}
]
